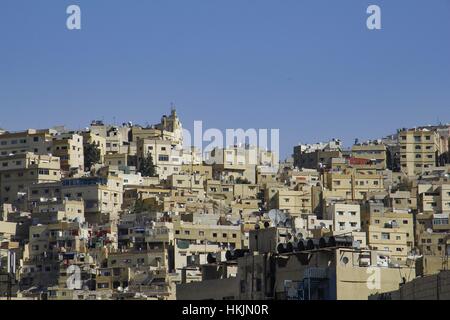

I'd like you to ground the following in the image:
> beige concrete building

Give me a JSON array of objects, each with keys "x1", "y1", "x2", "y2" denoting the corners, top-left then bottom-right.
[
  {"x1": 177, "y1": 247, "x2": 415, "y2": 300},
  {"x1": 131, "y1": 109, "x2": 183, "y2": 146},
  {"x1": 325, "y1": 203, "x2": 361, "y2": 233},
  {"x1": 361, "y1": 205, "x2": 414, "y2": 263},
  {"x1": 30, "y1": 199, "x2": 85, "y2": 224},
  {"x1": 0, "y1": 129, "x2": 55, "y2": 157},
  {"x1": 0, "y1": 153, "x2": 61, "y2": 206},
  {"x1": 82, "y1": 131, "x2": 107, "y2": 164},
  {"x1": 52, "y1": 133, "x2": 84, "y2": 173},
  {"x1": 173, "y1": 220, "x2": 243, "y2": 250},
  {"x1": 137, "y1": 139, "x2": 182, "y2": 180},
  {"x1": 180, "y1": 164, "x2": 213, "y2": 180},
  {"x1": 399, "y1": 129, "x2": 441, "y2": 177},
  {"x1": 28, "y1": 176, "x2": 123, "y2": 224},
  {"x1": 370, "y1": 271, "x2": 450, "y2": 300},
  {"x1": 271, "y1": 189, "x2": 313, "y2": 216},
  {"x1": 351, "y1": 142, "x2": 388, "y2": 170},
  {"x1": 417, "y1": 182, "x2": 450, "y2": 214},
  {"x1": 61, "y1": 176, "x2": 123, "y2": 223},
  {"x1": 325, "y1": 170, "x2": 384, "y2": 201}
]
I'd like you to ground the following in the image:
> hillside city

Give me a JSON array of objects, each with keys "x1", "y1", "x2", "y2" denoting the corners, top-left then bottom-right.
[{"x1": 1, "y1": 109, "x2": 450, "y2": 300}]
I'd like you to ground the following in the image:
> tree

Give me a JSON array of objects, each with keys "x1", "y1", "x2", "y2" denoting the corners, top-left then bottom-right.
[
  {"x1": 139, "y1": 153, "x2": 157, "y2": 177},
  {"x1": 84, "y1": 142, "x2": 101, "y2": 171},
  {"x1": 235, "y1": 177, "x2": 251, "y2": 184}
]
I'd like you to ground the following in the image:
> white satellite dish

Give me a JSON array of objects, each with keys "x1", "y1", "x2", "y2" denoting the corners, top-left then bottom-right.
[{"x1": 268, "y1": 209, "x2": 287, "y2": 226}]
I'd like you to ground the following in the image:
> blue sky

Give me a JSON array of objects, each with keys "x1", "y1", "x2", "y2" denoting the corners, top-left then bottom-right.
[{"x1": 0, "y1": 0, "x2": 449, "y2": 158}]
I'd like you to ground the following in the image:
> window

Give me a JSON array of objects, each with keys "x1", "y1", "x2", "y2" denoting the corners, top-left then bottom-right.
[
  {"x1": 98, "y1": 283, "x2": 110, "y2": 289},
  {"x1": 381, "y1": 233, "x2": 390, "y2": 240},
  {"x1": 158, "y1": 155, "x2": 169, "y2": 161}
]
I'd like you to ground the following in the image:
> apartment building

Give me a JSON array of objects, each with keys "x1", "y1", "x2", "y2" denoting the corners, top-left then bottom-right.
[
  {"x1": 0, "y1": 153, "x2": 61, "y2": 206},
  {"x1": 180, "y1": 164, "x2": 213, "y2": 180},
  {"x1": 351, "y1": 142, "x2": 388, "y2": 170},
  {"x1": 206, "y1": 146, "x2": 257, "y2": 184},
  {"x1": 361, "y1": 203, "x2": 414, "y2": 262},
  {"x1": 271, "y1": 189, "x2": 313, "y2": 216},
  {"x1": 417, "y1": 182, "x2": 450, "y2": 214},
  {"x1": 177, "y1": 246, "x2": 415, "y2": 300},
  {"x1": 325, "y1": 170, "x2": 384, "y2": 201},
  {"x1": 168, "y1": 174, "x2": 205, "y2": 194},
  {"x1": 256, "y1": 166, "x2": 278, "y2": 186},
  {"x1": 325, "y1": 203, "x2": 361, "y2": 234},
  {"x1": 0, "y1": 129, "x2": 55, "y2": 157},
  {"x1": 206, "y1": 180, "x2": 235, "y2": 204},
  {"x1": 30, "y1": 199, "x2": 85, "y2": 224},
  {"x1": 0, "y1": 221, "x2": 16, "y2": 241},
  {"x1": 51, "y1": 133, "x2": 84, "y2": 173},
  {"x1": 293, "y1": 139, "x2": 342, "y2": 169},
  {"x1": 137, "y1": 139, "x2": 182, "y2": 180},
  {"x1": 362, "y1": 201, "x2": 414, "y2": 235},
  {"x1": 399, "y1": 129, "x2": 441, "y2": 177},
  {"x1": 21, "y1": 221, "x2": 90, "y2": 289},
  {"x1": 131, "y1": 109, "x2": 183, "y2": 146},
  {"x1": 28, "y1": 176, "x2": 123, "y2": 224},
  {"x1": 61, "y1": 176, "x2": 123, "y2": 223},
  {"x1": 388, "y1": 190, "x2": 417, "y2": 212},
  {"x1": 181, "y1": 147, "x2": 203, "y2": 165},
  {"x1": 173, "y1": 220, "x2": 243, "y2": 250},
  {"x1": 82, "y1": 131, "x2": 107, "y2": 164},
  {"x1": 89, "y1": 121, "x2": 131, "y2": 154}
]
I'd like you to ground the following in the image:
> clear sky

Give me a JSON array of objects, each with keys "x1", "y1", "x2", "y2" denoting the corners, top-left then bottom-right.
[{"x1": 1, "y1": 0, "x2": 449, "y2": 158}]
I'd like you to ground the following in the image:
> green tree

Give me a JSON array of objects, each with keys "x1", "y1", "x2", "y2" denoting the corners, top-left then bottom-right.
[
  {"x1": 235, "y1": 177, "x2": 251, "y2": 184},
  {"x1": 139, "y1": 153, "x2": 157, "y2": 177},
  {"x1": 84, "y1": 142, "x2": 101, "y2": 171}
]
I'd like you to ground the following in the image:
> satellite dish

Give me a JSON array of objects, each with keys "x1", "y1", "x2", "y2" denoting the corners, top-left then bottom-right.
[{"x1": 268, "y1": 209, "x2": 287, "y2": 226}]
